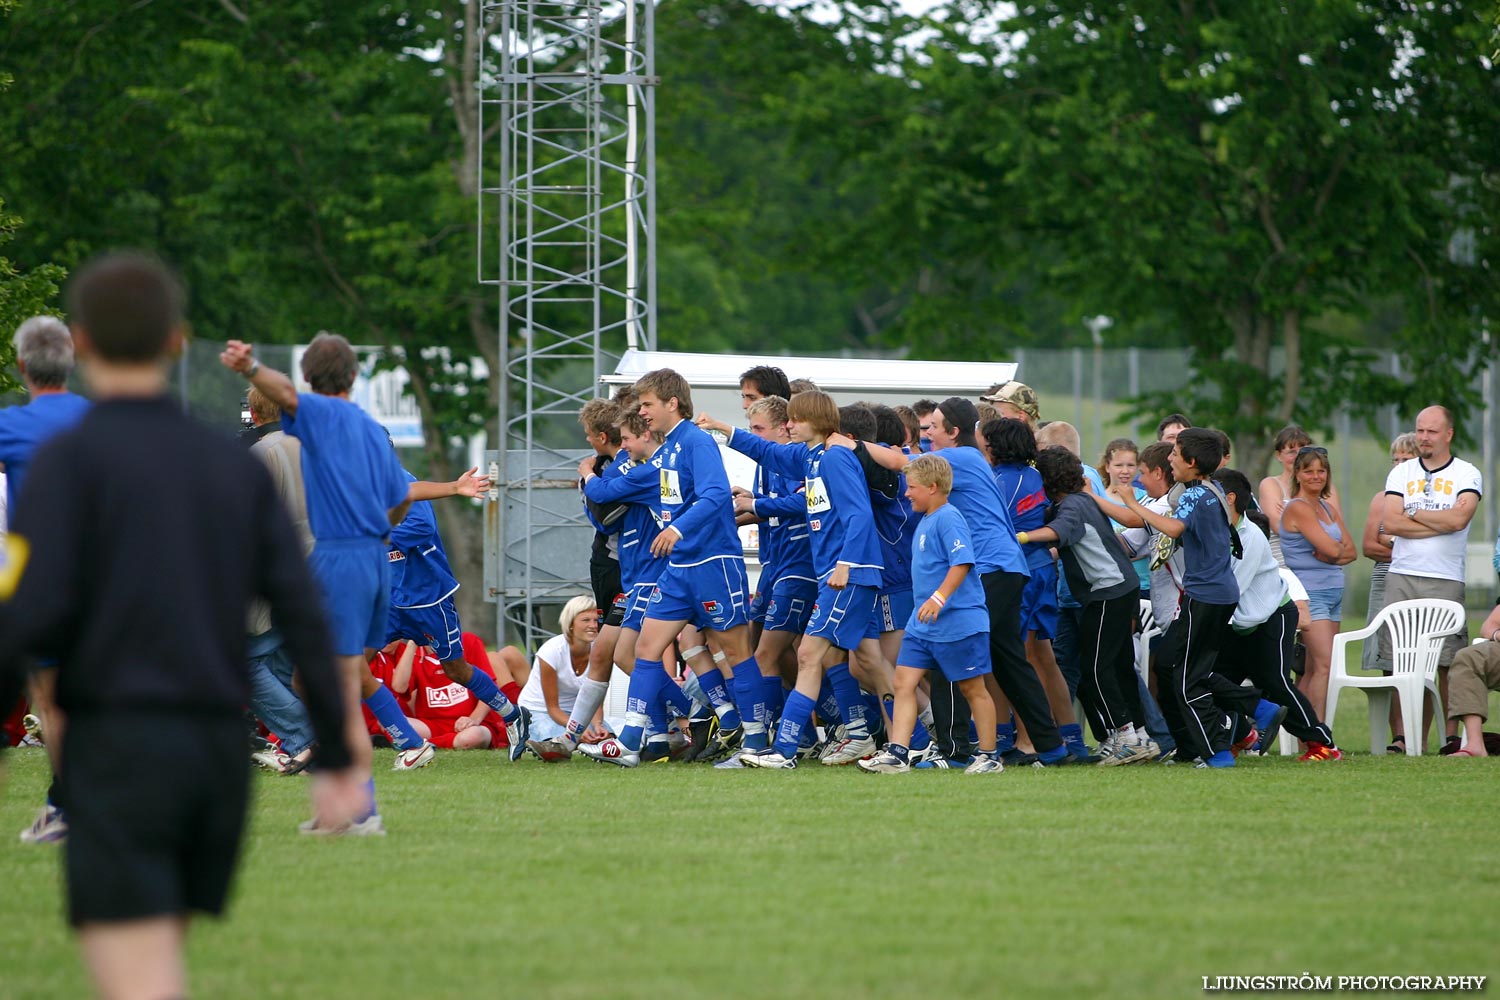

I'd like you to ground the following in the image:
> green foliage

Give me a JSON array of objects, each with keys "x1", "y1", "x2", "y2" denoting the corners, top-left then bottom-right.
[{"x1": 0, "y1": 199, "x2": 65, "y2": 394}]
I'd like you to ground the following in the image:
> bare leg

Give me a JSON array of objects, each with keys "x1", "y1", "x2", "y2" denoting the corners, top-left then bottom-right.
[
  {"x1": 492, "y1": 646, "x2": 529, "y2": 689},
  {"x1": 848, "y1": 637, "x2": 896, "y2": 700},
  {"x1": 1297, "y1": 619, "x2": 1337, "y2": 721},
  {"x1": 1027, "y1": 634, "x2": 1077, "y2": 725},
  {"x1": 338, "y1": 655, "x2": 374, "y2": 807},
  {"x1": 79, "y1": 915, "x2": 187, "y2": 1000},
  {"x1": 1439, "y1": 666, "x2": 1454, "y2": 739},
  {"x1": 1458, "y1": 715, "x2": 1488, "y2": 755},
  {"x1": 29, "y1": 669, "x2": 66, "y2": 779},
  {"x1": 957, "y1": 676, "x2": 997, "y2": 754},
  {"x1": 887, "y1": 666, "x2": 923, "y2": 748}
]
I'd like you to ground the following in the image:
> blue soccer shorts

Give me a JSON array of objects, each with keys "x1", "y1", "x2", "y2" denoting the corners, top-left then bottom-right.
[{"x1": 647, "y1": 557, "x2": 750, "y2": 633}]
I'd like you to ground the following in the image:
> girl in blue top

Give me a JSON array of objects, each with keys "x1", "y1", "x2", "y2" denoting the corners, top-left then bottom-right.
[{"x1": 859, "y1": 454, "x2": 1000, "y2": 774}]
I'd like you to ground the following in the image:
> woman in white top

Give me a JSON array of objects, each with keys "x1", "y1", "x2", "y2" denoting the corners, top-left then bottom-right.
[{"x1": 518, "y1": 595, "x2": 601, "y2": 742}]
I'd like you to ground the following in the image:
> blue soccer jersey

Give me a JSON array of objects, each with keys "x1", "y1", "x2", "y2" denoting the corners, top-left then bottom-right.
[
  {"x1": 653, "y1": 419, "x2": 743, "y2": 567},
  {"x1": 0, "y1": 392, "x2": 91, "y2": 510},
  {"x1": 993, "y1": 462, "x2": 1054, "y2": 573},
  {"x1": 282, "y1": 393, "x2": 408, "y2": 541},
  {"x1": 934, "y1": 446, "x2": 1027, "y2": 577},
  {"x1": 388, "y1": 471, "x2": 459, "y2": 609},
  {"x1": 753, "y1": 473, "x2": 815, "y2": 584},
  {"x1": 582, "y1": 446, "x2": 633, "y2": 537},
  {"x1": 870, "y1": 476, "x2": 914, "y2": 594},
  {"x1": 1175, "y1": 482, "x2": 1240, "y2": 605},
  {"x1": 728, "y1": 431, "x2": 882, "y2": 587},
  {"x1": 583, "y1": 456, "x2": 669, "y2": 587},
  {"x1": 906, "y1": 503, "x2": 989, "y2": 643}
]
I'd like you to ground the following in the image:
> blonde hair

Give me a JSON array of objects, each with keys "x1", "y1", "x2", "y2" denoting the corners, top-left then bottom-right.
[
  {"x1": 1391, "y1": 432, "x2": 1418, "y2": 459},
  {"x1": 787, "y1": 390, "x2": 839, "y2": 438},
  {"x1": 746, "y1": 394, "x2": 788, "y2": 426},
  {"x1": 1035, "y1": 420, "x2": 1081, "y2": 457},
  {"x1": 904, "y1": 453, "x2": 953, "y2": 493},
  {"x1": 559, "y1": 595, "x2": 599, "y2": 639},
  {"x1": 632, "y1": 368, "x2": 693, "y2": 419}
]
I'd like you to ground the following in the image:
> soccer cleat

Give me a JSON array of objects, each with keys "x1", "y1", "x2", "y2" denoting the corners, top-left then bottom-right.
[
  {"x1": 712, "y1": 749, "x2": 756, "y2": 769},
  {"x1": 251, "y1": 749, "x2": 293, "y2": 773},
  {"x1": 392, "y1": 740, "x2": 437, "y2": 771},
  {"x1": 527, "y1": 737, "x2": 573, "y2": 763},
  {"x1": 299, "y1": 813, "x2": 387, "y2": 837},
  {"x1": 508, "y1": 708, "x2": 532, "y2": 762},
  {"x1": 577, "y1": 738, "x2": 640, "y2": 768},
  {"x1": 18, "y1": 804, "x2": 66, "y2": 844},
  {"x1": 817, "y1": 724, "x2": 848, "y2": 760},
  {"x1": 22, "y1": 713, "x2": 43, "y2": 744},
  {"x1": 907, "y1": 743, "x2": 945, "y2": 766},
  {"x1": 820, "y1": 735, "x2": 878, "y2": 766},
  {"x1": 858, "y1": 751, "x2": 912, "y2": 774},
  {"x1": 1099, "y1": 737, "x2": 1156, "y2": 767},
  {"x1": 1298, "y1": 742, "x2": 1343, "y2": 762},
  {"x1": 963, "y1": 755, "x2": 1004, "y2": 774},
  {"x1": 738, "y1": 749, "x2": 797, "y2": 769},
  {"x1": 1251, "y1": 702, "x2": 1289, "y2": 755},
  {"x1": 913, "y1": 756, "x2": 953, "y2": 770},
  {"x1": 1230, "y1": 726, "x2": 1260, "y2": 758},
  {"x1": 1194, "y1": 750, "x2": 1237, "y2": 768}
]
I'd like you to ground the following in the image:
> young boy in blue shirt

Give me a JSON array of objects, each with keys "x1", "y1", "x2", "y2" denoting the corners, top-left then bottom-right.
[
  {"x1": 1110, "y1": 428, "x2": 1241, "y2": 768},
  {"x1": 700, "y1": 390, "x2": 884, "y2": 769},
  {"x1": 860, "y1": 454, "x2": 1000, "y2": 774}
]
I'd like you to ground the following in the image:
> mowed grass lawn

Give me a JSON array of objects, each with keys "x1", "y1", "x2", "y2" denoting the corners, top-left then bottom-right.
[{"x1": 4, "y1": 711, "x2": 1498, "y2": 1000}]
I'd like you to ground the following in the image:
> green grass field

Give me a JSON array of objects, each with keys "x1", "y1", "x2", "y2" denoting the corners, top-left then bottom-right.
[{"x1": 3, "y1": 718, "x2": 1498, "y2": 1000}]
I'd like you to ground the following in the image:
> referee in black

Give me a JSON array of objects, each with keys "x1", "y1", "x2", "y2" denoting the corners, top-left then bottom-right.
[{"x1": 0, "y1": 252, "x2": 361, "y2": 1000}]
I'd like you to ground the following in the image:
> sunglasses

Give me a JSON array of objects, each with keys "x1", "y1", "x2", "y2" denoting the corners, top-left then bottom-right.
[{"x1": 1296, "y1": 445, "x2": 1328, "y2": 456}]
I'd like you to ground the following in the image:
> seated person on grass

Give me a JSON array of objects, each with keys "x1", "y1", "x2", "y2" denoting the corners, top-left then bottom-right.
[{"x1": 1446, "y1": 600, "x2": 1500, "y2": 758}]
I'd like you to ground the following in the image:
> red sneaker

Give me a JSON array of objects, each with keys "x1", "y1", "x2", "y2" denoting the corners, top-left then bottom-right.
[
  {"x1": 1231, "y1": 727, "x2": 1260, "y2": 758},
  {"x1": 1298, "y1": 743, "x2": 1343, "y2": 762}
]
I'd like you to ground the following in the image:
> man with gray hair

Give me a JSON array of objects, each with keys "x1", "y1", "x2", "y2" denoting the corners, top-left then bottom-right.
[{"x1": 1, "y1": 316, "x2": 92, "y2": 845}]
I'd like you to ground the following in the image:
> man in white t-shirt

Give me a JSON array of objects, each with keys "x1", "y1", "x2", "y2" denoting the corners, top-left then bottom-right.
[{"x1": 1381, "y1": 405, "x2": 1482, "y2": 750}]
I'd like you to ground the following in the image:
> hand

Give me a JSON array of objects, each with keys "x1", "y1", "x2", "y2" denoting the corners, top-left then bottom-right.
[
  {"x1": 826, "y1": 432, "x2": 855, "y2": 450},
  {"x1": 581, "y1": 724, "x2": 614, "y2": 744},
  {"x1": 1106, "y1": 483, "x2": 1135, "y2": 506},
  {"x1": 917, "y1": 595, "x2": 942, "y2": 624},
  {"x1": 220, "y1": 339, "x2": 255, "y2": 374},
  {"x1": 451, "y1": 467, "x2": 492, "y2": 497},
  {"x1": 731, "y1": 485, "x2": 752, "y2": 498},
  {"x1": 650, "y1": 528, "x2": 680, "y2": 557},
  {"x1": 454, "y1": 717, "x2": 475, "y2": 732},
  {"x1": 694, "y1": 413, "x2": 729, "y2": 435},
  {"x1": 732, "y1": 493, "x2": 756, "y2": 515},
  {"x1": 309, "y1": 770, "x2": 367, "y2": 833},
  {"x1": 828, "y1": 563, "x2": 850, "y2": 590},
  {"x1": 578, "y1": 457, "x2": 597, "y2": 482}
]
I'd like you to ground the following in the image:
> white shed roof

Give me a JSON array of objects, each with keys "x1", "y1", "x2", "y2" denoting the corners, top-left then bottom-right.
[{"x1": 600, "y1": 349, "x2": 1016, "y2": 393}]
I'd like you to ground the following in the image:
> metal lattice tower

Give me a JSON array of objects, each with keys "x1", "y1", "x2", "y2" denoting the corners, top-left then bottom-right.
[{"x1": 479, "y1": 0, "x2": 657, "y2": 647}]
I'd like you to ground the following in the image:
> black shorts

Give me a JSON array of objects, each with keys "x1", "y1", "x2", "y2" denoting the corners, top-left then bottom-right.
[
  {"x1": 61, "y1": 710, "x2": 249, "y2": 926},
  {"x1": 590, "y1": 553, "x2": 626, "y2": 628}
]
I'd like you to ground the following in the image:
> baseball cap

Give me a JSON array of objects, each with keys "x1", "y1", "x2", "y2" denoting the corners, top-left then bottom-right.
[
  {"x1": 937, "y1": 396, "x2": 981, "y2": 435},
  {"x1": 979, "y1": 380, "x2": 1040, "y2": 421}
]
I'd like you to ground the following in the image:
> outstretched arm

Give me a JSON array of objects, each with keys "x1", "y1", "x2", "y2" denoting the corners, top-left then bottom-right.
[
  {"x1": 221, "y1": 340, "x2": 299, "y2": 415},
  {"x1": 408, "y1": 467, "x2": 492, "y2": 502}
]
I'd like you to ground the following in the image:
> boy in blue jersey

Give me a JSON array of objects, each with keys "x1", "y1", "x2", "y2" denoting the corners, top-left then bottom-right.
[
  {"x1": 574, "y1": 369, "x2": 752, "y2": 767},
  {"x1": 860, "y1": 455, "x2": 1000, "y2": 774},
  {"x1": 3, "y1": 316, "x2": 92, "y2": 844},
  {"x1": 729, "y1": 395, "x2": 814, "y2": 757},
  {"x1": 1109, "y1": 428, "x2": 1241, "y2": 768},
  {"x1": 223, "y1": 333, "x2": 488, "y2": 829},
  {"x1": 566, "y1": 411, "x2": 697, "y2": 763},
  {"x1": 982, "y1": 417, "x2": 1094, "y2": 762},
  {"x1": 386, "y1": 462, "x2": 532, "y2": 761},
  {"x1": 859, "y1": 398, "x2": 1069, "y2": 765},
  {"x1": 700, "y1": 390, "x2": 884, "y2": 769}
]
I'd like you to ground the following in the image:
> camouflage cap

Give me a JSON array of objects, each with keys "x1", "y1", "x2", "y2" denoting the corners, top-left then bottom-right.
[{"x1": 980, "y1": 380, "x2": 1040, "y2": 421}]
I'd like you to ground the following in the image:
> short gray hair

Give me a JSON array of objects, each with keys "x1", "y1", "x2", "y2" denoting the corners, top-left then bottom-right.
[{"x1": 13, "y1": 316, "x2": 75, "y2": 388}]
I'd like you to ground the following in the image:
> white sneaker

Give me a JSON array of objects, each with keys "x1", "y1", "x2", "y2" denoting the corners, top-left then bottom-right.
[
  {"x1": 739, "y1": 749, "x2": 797, "y2": 769},
  {"x1": 299, "y1": 813, "x2": 387, "y2": 837},
  {"x1": 817, "y1": 724, "x2": 848, "y2": 760},
  {"x1": 507, "y1": 708, "x2": 531, "y2": 762},
  {"x1": 392, "y1": 741, "x2": 436, "y2": 771},
  {"x1": 251, "y1": 749, "x2": 292, "y2": 773},
  {"x1": 820, "y1": 735, "x2": 877, "y2": 766},
  {"x1": 963, "y1": 755, "x2": 1004, "y2": 774},
  {"x1": 19, "y1": 804, "x2": 66, "y2": 844},
  {"x1": 577, "y1": 738, "x2": 640, "y2": 768},
  {"x1": 857, "y1": 751, "x2": 911, "y2": 774},
  {"x1": 1100, "y1": 736, "x2": 1158, "y2": 767},
  {"x1": 712, "y1": 749, "x2": 754, "y2": 769},
  {"x1": 907, "y1": 743, "x2": 944, "y2": 766}
]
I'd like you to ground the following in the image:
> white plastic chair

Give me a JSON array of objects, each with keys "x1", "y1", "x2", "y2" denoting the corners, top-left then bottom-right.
[
  {"x1": 1135, "y1": 599, "x2": 1160, "y2": 684},
  {"x1": 1325, "y1": 598, "x2": 1465, "y2": 756}
]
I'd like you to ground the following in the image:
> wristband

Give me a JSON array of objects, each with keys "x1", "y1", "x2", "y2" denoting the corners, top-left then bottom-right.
[
  {"x1": 245, "y1": 358, "x2": 260, "y2": 378},
  {"x1": 1491, "y1": 628, "x2": 1499, "y2": 644},
  {"x1": 929, "y1": 591, "x2": 946, "y2": 607},
  {"x1": 1017, "y1": 531, "x2": 1030, "y2": 545}
]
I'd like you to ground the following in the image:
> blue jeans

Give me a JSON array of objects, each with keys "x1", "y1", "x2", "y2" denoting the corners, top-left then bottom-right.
[{"x1": 247, "y1": 631, "x2": 315, "y2": 756}]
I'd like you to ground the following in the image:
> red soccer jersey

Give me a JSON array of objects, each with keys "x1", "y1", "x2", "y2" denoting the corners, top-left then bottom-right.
[{"x1": 360, "y1": 648, "x2": 415, "y2": 738}]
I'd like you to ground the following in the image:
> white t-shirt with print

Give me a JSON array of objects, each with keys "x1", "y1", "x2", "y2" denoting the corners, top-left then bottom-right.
[{"x1": 1385, "y1": 456, "x2": 1483, "y2": 582}]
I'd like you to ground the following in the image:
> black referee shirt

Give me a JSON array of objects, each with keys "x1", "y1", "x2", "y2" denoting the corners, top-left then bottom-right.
[{"x1": 0, "y1": 395, "x2": 350, "y2": 769}]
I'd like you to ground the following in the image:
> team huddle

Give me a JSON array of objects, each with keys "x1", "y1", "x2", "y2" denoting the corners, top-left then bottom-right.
[{"x1": 536, "y1": 364, "x2": 1344, "y2": 774}]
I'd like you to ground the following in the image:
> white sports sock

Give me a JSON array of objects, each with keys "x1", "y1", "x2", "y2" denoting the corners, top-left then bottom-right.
[{"x1": 562, "y1": 677, "x2": 610, "y2": 746}]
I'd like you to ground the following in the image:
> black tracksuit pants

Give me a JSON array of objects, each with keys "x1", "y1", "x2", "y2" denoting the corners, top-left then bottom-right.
[
  {"x1": 1212, "y1": 602, "x2": 1334, "y2": 746},
  {"x1": 1075, "y1": 592, "x2": 1145, "y2": 734},
  {"x1": 1156, "y1": 597, "x2": 1236, "y2": 760}
]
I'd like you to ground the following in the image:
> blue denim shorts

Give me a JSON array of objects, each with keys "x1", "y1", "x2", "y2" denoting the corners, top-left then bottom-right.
[{"x1": 1306, "y1": 586, "x2": 1343, "y2": 623}]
